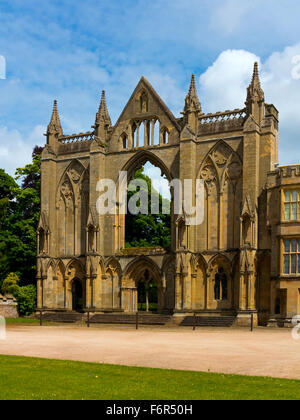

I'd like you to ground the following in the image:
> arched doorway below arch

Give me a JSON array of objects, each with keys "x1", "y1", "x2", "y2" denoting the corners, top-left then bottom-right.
[
  {"x1": 72, "y1": 278, "x2": 83, "y2": 312},
  {"x1": 137, "y1": 269, "x2": 158, "y2": 312}
]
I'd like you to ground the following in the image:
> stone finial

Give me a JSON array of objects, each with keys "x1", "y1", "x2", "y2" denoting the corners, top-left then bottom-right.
[
  {"x1": 182, "y1": 74, "x2": 202, "y2": 133},
  {"x1": 245, "y1": 62, "x2": 265, "y2": 122},
  {"x1": 47, "y1": 100, "x2": 63, "y2": 136},
  {"x1": 184, "y1": 74, "x2": 202, "y2": 114},
  {"x1": 246, "y1": 62, "x2": 265, "y2": 105},
  {"x1": 252, "y1": 62, "x2": 260, "y2": 85},
  {"x1": 95, "y1": 90, "x2": 112, "y2": 128}
]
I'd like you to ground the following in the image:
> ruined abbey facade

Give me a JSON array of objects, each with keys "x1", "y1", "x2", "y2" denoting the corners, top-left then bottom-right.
[{"x1": 37, "y1": 63, "x2": 300, "y2": 327}]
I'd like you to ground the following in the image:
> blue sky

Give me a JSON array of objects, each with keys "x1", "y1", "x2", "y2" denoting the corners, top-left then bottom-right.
[{"x1": 1, "y1": 0, "x2": 300, "y2": 174}]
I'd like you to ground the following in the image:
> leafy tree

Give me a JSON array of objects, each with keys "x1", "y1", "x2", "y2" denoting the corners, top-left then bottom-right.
[
  {"x1": 125, "y1": 168, "x2": 171, "y2": 248},
  {"x1": 0, "y1": 168, "x2": 18, "y2": 223},
  {"x1": 1, "y1": 272, "x2": 20, "y2": 295},
  {"x1": 16, "y1": 146, "x2": 43, "y2": 191},
  {"x1": 0, "y1": 170, "x2": 19, "y2": 285},
  {"x1": 0, "y1": 146, "x2": 42, "y2": 288},
  {"x1": 15, "y1": 285, "x2": 37, "y2": 316}
]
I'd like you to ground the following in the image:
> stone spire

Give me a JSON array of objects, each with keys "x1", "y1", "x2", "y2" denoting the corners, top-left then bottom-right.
[
  {"x1": 184, "y1": 74, "x2": 202, "y2": 114},
  {"x1": 245, "y1": 62, "x2": 265, "y2": 122},
  {"x1": 95, "y1": 90, "x2": 112, "y2": 128},
  {"x1": 47, "y1": 100, "x2": 63, "y2": 136},
  {"x1": 183, "y1": 74, "x2": 202, "y2": 133}
]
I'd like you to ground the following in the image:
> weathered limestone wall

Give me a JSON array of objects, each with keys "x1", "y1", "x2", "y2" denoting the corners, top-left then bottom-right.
[
  {"x1": 0, "y1": 295, "x2": 18, "y2": 318},
  {"x1": 38, "y1": 64, "x2": 300, "y2": 327}
]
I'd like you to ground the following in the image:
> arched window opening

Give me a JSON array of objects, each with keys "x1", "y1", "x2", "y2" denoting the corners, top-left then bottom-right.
[
  {"x1": 121, "y1": 133, "x2": 128, "y2": 149},
  {"x1": 131, "y1": 119, "x2": 160, "y2": 148},
  {"x1": 139, "y1": 122, "x2": 145, "y2": 147},
  {"x1": 153, "y1": 120, "x2": 160, "y2": 146},
  {"x1": 163, "y1": 129, "x2": 169, "y2": 145},
  {"x1": 145, "y1": 121, "x2": 150, "y2": 146},
  {"x1": 125, "y1": 161, "x2": 171, "y2": 249},
  {"x1": 214, "y1": 267, "x2": 228, "y2": 301},
  {"x1": 38, "y1": 228, "x2": 46, "y2": 254}
]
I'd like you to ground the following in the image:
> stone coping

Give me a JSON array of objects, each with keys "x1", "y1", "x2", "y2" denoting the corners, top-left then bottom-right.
[{"x1": 0, "y1": 294, "x2": 17, "y2": 303}]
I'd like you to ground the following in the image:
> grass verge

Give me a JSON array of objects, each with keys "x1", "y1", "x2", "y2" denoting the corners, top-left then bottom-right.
[{"x1": 0, "y1": 355, "x2": 299, "y2": 400}]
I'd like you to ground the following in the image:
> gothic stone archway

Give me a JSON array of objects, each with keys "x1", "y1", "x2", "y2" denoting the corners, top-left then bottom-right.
[{"x1": 122, "y1": 258, "x2": 163, "y2": 313}]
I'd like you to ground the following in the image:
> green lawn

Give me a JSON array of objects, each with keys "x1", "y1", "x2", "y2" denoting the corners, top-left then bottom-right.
[
  {"x1": 5, "y1": 318, "x2": 41, "y2": 325},
  {"x1": 0, "y1": 355, "x2": 299, "y2": 400}
]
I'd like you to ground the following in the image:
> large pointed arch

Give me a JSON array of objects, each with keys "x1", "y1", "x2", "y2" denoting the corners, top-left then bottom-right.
[
  {"x1": 208, "y1": 252, "x2": 232, "y2": 271},
  {"x1": 123, "y1": 256, "x2": 163, "y2": 312},
  {"x1": 206, "y1": 253, "x2": 233, "y2": 309},
  {"x1": 120, "y1": 149, "x2": 173, "y2": 183},
  {"x1": 124, "y1": 256, "x2": 162, "y2": 284},
  {"x1": 114, "y1": 149, "x2": 174, "y2": 252}
]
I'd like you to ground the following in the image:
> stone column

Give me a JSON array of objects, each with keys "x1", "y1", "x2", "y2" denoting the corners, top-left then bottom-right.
[
  {"x1": 219, "y1": 192, "x2": 223, "y2": 250},
  {"x1": 41, "y1": 276, "x2": 47, "y2": 308},
  {"x1": 112, "y1": 274, "x2": 119, "y2": 309},
  {"x1": 53, "y1": 276, "x2": 58, "y2": 309},
  {"x1": 206, "y1": 271, "x2": 211, "y2": 309},
  {"x1": 85, "y1": 276, "x2": 91, "y2": 309},
  {"x1": 37, "y1": 233, "x2": 40, "y2": 255},
  {"x1": 136, "y1": 124, "x2": 140, "y2": 147},
  {"x1": 37, "y1": 276, "x2": 43, "y2": 309},
  {"x1": 175, "y1": 273, "x2": 182, "y2": 310},
  {"x1": 146, "y1": 287, "x2": 149, "y2": 312},
  {"x1": 247, "y1": 272, "x2": 256, "y2": 310},
  {"x1": 132, "y1": 287, "x2": 138, "y2": 312},
  {"x1": 239, "y1": 272, "x2": 245, "y2": 310},
  {"x1": 191, "y1": 273, "x2": 197, "y2": 310},
  {"x1": 144, "y1": 120, "x2": 148, "y2": 147},
  {"x1": 85, "y1": 275, "x2": 96, "y2": 309},
  {"x1": 151, "y1": 120, "x2": 155, "y2": 146},
  {"x1": 183, "y1": 272, "x2": 191, "y2": 310}
]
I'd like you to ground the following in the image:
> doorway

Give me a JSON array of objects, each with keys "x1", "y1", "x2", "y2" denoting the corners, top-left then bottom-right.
[
  {"x1": 72, "y1": 278, "x2": 83, "y2": 312},
  {"x1": 137, "y1": 270, "x2": 158, "y2": 312}
]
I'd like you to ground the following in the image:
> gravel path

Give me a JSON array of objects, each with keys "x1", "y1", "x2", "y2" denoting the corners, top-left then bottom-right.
[{"x1": 1, "y1": 325, "x2": 300, "y2": 380}]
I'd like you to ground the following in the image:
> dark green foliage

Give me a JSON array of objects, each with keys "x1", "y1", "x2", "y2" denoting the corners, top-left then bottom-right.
[
  {"x1": 125, "y1": 168, "x2": 171, "y2": 248},
  {"x1": 0, "y1": 146, "x2": 42, "y2": 288},
  {"x1": 1, "y1": 272, "x2": 20, "y2": 295},
  {"x1": 14, "y1": 285, "x2": 37, "y2": 316}
]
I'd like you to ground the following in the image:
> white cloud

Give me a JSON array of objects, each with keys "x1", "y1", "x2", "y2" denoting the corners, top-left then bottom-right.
[
  {"x1": 198, "y1": 45, "x2": 300, "y2": 165},
  {"x1": 199, "y1": 50, "x2": 260, "y2": 113},
  {"x1": 0, "y1": 125, "x2": 45, "y2": 176}
]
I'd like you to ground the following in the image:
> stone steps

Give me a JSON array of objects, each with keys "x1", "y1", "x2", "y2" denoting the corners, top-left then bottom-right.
[
  {"x1": 89, "y1": 313, "x2": 172, "y2": 326},
  {"x1": 38, "y1": 312, "x2": 236, "y2": 327},
  {"x1": 180, "y1": 316, "x2": 236, "y2": 327},
  {"x1": 40, "y1": 312, "x2": 84, "y2": 323}
]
